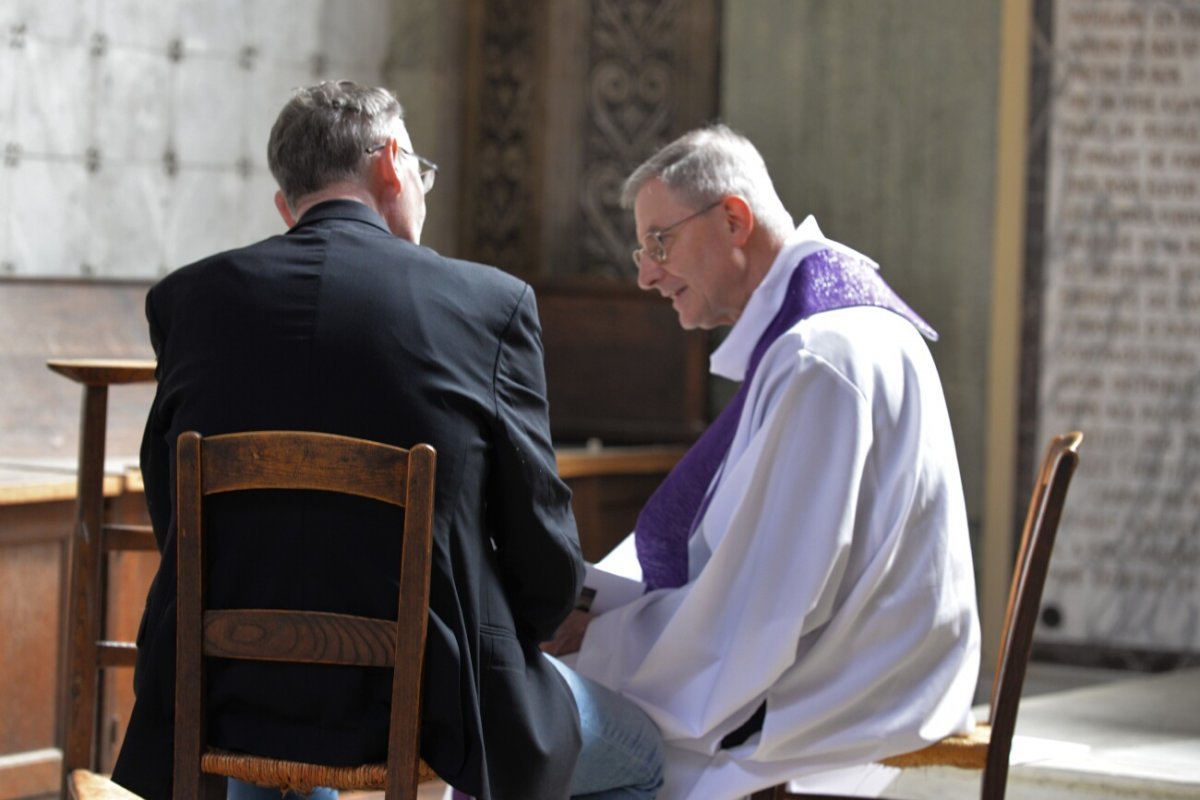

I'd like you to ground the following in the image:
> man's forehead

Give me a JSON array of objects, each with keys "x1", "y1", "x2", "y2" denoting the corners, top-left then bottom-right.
[{"x1": 634, "y1": 179, "x2": 687, "y2": 233}]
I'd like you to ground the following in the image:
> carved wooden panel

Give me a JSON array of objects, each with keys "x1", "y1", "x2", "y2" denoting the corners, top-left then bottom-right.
[
  {"x1": 462, "y1": 0, "x2": 721, "y2": 280},
  {"x1": 460, "y1": 0, "x2": 721, "y2": 445},
  {"x1": 578, "y1": 0, "x2": 721, "y2": 277},
  {"x1": 460, "y1": 0, "x2": 548, "y2": 274},
  {"x1": 534, "y1": 280, "x2": 708, "y2": 443}
]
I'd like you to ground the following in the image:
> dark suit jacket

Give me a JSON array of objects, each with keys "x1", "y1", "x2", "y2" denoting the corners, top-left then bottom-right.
[{"x1": 111, "y1": 200, "x2": 584, "y2": 800}]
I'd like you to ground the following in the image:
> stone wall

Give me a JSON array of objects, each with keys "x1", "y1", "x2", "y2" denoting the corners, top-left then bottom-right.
[{"x1": 721, "y1": 0, "x2": 1005, "y2": 559}]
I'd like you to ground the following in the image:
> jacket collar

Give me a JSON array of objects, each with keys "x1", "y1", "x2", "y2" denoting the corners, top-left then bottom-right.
[{"x1": 290, "y1": 199, "x2": 393, "y2": 235}]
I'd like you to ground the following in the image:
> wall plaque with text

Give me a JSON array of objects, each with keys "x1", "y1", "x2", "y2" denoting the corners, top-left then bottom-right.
[{"x1": 1036, "y1": 0, "x2": 1200, "y2": 660}]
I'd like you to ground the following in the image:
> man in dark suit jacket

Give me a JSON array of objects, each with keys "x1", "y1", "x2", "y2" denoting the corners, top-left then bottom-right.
[{"x1": 111, "y1": 81, "x2": 662, "y2": 800}]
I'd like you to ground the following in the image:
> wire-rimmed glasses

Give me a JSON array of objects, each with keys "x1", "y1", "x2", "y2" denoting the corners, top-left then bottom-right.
[
  {"x1": 630, "y1": 200, "x2": 722, "y2": 270},
  {"x1": 365, "y1": 141, "x2": 438, "y2": 193}
]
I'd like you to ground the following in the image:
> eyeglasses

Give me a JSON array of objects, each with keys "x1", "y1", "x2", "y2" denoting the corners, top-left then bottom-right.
[
  {"x1": 365, "y1": 141, "x2": 438, "y2": 193},
  {"x1": 630, "y1": 200, "x2": 722, "y2": 269}
]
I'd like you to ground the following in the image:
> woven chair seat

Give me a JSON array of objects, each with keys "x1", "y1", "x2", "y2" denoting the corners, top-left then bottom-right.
[
  {"x1": 879, "y1": 723, "x2": 991, "y2": 769},
  {"x1": 203, "y1": 749, "x2": 438, "y2": 795}
]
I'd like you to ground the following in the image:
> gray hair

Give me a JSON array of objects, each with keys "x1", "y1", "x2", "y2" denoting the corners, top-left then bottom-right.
[
  {"x1": 621, "y1": 123, "x2": 794, "y2": 242},
  {"x1": 267, "y1": 80, "x2": 405, "y2": 207}
]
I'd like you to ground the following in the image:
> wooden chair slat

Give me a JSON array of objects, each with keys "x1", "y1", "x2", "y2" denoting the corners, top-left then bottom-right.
[
  {"x1": 199, "y1": 431, "x2": 411, "y2": 506},
  {"x1": 202, "y1": 609, "x2": 397, "y2": 667},
  {"x1": 96, "y1": 642, "x2": 138, "y2": 668},
  {"x1": 102, "y1": 524, "x2": 156, "y2": 551}
]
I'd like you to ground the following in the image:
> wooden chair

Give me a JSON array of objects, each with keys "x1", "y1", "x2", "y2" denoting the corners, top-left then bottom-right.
[
  {"x1": 48, "y1": 358, "x2": 158, "y2": 798},
  {"x1": 173, "y1": 430, "x2": 439, "y2": 800},
  {"x1": 753, "y1": 431, "x2": 1084, "y2": 800},
  {"x1": 67, "y1": 767, "x2": 146, "y2": 799}
]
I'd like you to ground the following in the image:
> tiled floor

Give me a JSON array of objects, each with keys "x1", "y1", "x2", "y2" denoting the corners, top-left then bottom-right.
[{"x1": 891, "y1": 667, "x2": 1200, "y2": 799}]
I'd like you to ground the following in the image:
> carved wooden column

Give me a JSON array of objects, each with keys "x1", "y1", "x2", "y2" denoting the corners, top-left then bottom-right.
[
  {"x1": 461, "y1": 0, "x2": 722, "y2": 280},
  {"x1": 459, "y1": 2, "x2": 721, "y2": 557}
]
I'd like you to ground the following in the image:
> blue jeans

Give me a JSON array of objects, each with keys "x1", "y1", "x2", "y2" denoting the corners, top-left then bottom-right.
[
  {"x1": 546, "y1": 654, "x2": 664, "y2": 800},
  {"x1": 227, "y1": 779, "x2": 336, "y2": 800},
  {"x1": 230, "y1": 657, "x2": 664, "y2": 800}
]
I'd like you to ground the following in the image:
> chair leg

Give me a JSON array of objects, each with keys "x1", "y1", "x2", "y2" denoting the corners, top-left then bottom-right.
[{"x1": 201, "y1": 773, "x2": 225, "y2": 800}]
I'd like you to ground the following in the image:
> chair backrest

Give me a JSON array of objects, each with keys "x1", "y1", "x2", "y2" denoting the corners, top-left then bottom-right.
[
  {"x1": 173, "y1": 430, "x2": 437, "y2": 800},
  {"x1": 982, "y1": 431, "x2": 1083, "y2": 800}
]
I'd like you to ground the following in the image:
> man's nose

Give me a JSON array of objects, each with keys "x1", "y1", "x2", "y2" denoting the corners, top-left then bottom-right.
[{"x1": 635, "y1": 254, "x2": 662, "y2": 291}]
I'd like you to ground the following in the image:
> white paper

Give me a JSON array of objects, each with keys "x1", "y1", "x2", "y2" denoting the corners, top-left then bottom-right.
[
  {"x1": 594, "y1": 531, "x2": 643, "y2": 581},
  {"x1": 581, "y1": 562, "x2": 645, "y2": 615}
]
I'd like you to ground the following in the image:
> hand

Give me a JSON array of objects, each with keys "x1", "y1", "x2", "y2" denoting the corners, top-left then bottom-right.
[{"x1": 540, "y1": 609, "x2": 593, "y2": 656}]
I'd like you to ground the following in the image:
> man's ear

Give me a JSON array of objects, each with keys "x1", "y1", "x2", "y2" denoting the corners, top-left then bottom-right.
[
  {"x1": 722, "y1": 195, "x2": 754, "y2": 247},
  {"x1": 274, "y1": 191, "x2": 296, "y2": 227},
  {"x1": 376, "y1": 138, "x2": 404, "y2": 194}
]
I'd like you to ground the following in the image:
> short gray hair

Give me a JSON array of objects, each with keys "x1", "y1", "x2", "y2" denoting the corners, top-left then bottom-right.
[
  {"x1": 621, "y1": 123, "x2": 793, "y2": 242},
  {"x1": 267, "y1": 80, "x2": 404, "y2": 207}
]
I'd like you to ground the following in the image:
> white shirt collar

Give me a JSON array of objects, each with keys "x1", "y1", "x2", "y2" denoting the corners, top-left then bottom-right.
[{"x1": 709, "y1": 216, "x2": 879, "y2": 382}]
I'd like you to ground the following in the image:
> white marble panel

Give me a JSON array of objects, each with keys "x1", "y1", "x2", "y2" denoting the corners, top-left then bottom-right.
[
  {"x1": 240, "y1": 170, "x2": 286, "y2": 244},
  {"x1": 244, "y1": 63, "x2": 305, "y2": 171},
  {"x1": 1, "y1": 0, "x2": 393, "y2": 280},
  {"x1": 94, "y1": 46, "x2": 172, "y2": 162},
  {"x1": 177, "y1": 0, "x2": 245, "y2": 57},
  {"x1": 99, "y1": 0, "x2": 179, "y2": 50},
  {"x1": 1, "y1": 0, "x2": 19, "y2": 33},
  {"x1": 0, "y1": 41, "x2": 17, "y2": 131},
  {"x1": 20, "y1": 0, "x2": 97, "y2": 45},
  {"x1": 309, "y1": 54, "x2": 339, "y2": 83},
  {"x1": 0, "y1": 164, "x2": 11, "y2": 274},
  {"x1": 171, "y1": 55, "x2": 244, "y2": 165},
  {"x1": 249, "y1": 0, "x2": 323, "y2": 68},
  {"x1": 12, "y1": 39, "x2": 93, "y2": 155},
  {"x1": 163, "y1": 167, "x2": 248, "y2": 268},
  {"x1": 85, "y1": 161, "x2": 168, "y2": 278},
  {"x1": 0, "y1": 18, "x2": 16, "y2": 239},
  {"x1": 9, "y1": 158, "x2": 89, "y2": 275},
  {"x1": 319, "y1": 0, "x2": 392, "y2": 71}
]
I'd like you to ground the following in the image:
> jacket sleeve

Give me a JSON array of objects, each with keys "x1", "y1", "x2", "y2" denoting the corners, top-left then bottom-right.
[
  {"x1": 139, "y1": 287, "x2": 173, "y2": 553},
  {"x1": 487, "y1": 285, "x2": 584, "y2": 642}
]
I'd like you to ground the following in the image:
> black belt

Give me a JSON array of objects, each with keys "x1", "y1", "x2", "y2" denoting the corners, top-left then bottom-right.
[{"x1": 720, "y1": 701, "x2": 766, "y2": 749}]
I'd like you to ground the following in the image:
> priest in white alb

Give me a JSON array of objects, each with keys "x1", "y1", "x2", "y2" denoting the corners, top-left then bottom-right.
[{"x1": 544, "y1": 124, "x2": 981, "y2": 800}]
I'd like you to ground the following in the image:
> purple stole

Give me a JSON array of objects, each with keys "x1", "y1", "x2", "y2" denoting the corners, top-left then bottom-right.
[{"x1": 634, "y1": 248, "x2": 937, "y2": 590}]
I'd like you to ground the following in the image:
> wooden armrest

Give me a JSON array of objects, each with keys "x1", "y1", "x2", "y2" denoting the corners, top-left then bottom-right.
[{"x1": 69, "y1": 769, "x2": 144, "y2": 800}]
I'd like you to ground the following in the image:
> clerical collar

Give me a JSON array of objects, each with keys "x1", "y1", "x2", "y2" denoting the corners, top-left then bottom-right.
[{"x1": 710, "y1": 216, "x2": 878, "y2": 382}]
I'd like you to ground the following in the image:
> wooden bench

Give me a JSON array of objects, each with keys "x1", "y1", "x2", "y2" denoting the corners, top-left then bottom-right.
[{"x1": 0, "y1": 282, "x2": 155, "y2": 796}]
